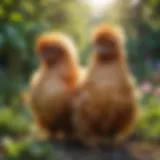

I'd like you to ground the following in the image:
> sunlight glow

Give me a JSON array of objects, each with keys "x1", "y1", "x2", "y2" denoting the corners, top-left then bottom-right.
[{"x1": 87, "y1": 0, "x2": 116, "y2": 16}]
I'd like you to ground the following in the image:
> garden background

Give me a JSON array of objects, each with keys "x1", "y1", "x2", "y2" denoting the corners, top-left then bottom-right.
[{"x1": 0, "y1": 0, "x2": 160, "y2": 159}]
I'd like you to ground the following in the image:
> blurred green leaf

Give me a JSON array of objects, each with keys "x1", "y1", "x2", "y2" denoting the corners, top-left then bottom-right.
[
  {"x1": 4, "y1": 138, "x2": 59, "y2": 160},
  {"x1": 136, "y1": 96, "x2": 160, "y2": 141},
  {"x1": 4, "y1": 0, "x2": 13, "y2": 5},
  {"x1": 4, "y1": 25, "x2": 27, "y2": 51},
  {"x1": 0, "y1": 7, "x2": 5, "y2": 17},
  {"x1": 0, "y1": 33, "x2": 5, "y2": 49},
  {"x1": 0, "y1": 107, "x2": 31, "y2": 136},
  {"x1": 10, "y1": 12, "x2": 23, "y2": 22}
]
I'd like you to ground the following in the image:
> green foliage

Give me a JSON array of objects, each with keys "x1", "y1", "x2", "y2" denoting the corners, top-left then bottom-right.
[
  {"x1": 104, "y1": 0, "x2": 131, "y2": 27},
  {"x1": 3, "y1": 138, "x2": 63, "y2": 160},
  {"x1": 127, "y1": 25, "x2": 160, "y2": 80},
  {"x1": 0, "y1": 107, "x2": 31, "y2": 137},
  {"x1": 144, "y1": 0, "x2": 160, "y2": 27},
  {"x1": 136, "y1": 96, "x2": 160, "y2": 142}
]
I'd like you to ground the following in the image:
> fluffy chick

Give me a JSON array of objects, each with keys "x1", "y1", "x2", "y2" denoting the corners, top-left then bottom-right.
[
  {"x1": 29, "y1": 32, "x2": 79, "y2": 139},
  {"x1": 73, "y1": 24, "x2": 139, "y2": 147}
]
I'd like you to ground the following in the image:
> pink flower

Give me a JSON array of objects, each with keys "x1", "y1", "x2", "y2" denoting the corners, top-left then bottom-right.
[
  {"x1": 153, "y1": 87, "x2": 160, "y2": 96},
  {"x1": 139, "y1": 81, "x2": 153, "y2": 94},
  {"x1": 153, "y1": 72, "x2": 160, "y2": 81}
]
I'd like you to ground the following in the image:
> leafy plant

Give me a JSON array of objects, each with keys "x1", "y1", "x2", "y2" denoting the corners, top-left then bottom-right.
[
  {"x1": 3, "y1": 138, "x2": 63, "y2": 160},
  {"x1": 0, "y1": 107, "x2": 31, "y2": 137},
  {"x1": 136, "y1": 96, "x2": 160, "y2": 142}
]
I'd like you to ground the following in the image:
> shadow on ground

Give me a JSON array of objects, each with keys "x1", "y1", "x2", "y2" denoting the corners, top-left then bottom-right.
[{"x1": 50, "y1": 140, "x2": 145, "y2": 160}]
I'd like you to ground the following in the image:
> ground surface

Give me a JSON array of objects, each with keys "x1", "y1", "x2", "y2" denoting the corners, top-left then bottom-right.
[{"x1": 51, "y1": 140, "x2": 160, "y2": 160}]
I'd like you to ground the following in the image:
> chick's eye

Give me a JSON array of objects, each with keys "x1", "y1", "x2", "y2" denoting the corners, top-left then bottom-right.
[
  {"x1": 94, "y1": 45, "x2": 111, "y2": 53},
  {"x1": 43, "y1": 45, "x2": 62, "y2": 53},
  {"x1": 43, "y1": 46, "x2": 52, "y2": 53}
]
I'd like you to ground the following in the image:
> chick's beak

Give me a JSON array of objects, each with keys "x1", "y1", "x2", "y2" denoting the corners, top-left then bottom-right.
[
  {"x1": 95, "y1": 45, "x2": 111, "y2": 54},
  {"x1": 41, "y1": 46, "x2": 60, "y2": 60}
]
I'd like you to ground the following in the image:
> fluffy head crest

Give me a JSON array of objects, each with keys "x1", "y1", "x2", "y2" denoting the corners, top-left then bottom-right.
[
  {"x1": 92, "y1": 24, "x2": 126, "y2": 47},
  {"x1": 36, "y1": 32, "x2": 77, "y2": 60}
]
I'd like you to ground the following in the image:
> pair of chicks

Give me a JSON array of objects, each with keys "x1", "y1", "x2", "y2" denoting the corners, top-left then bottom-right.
[{"x1": 29, "y1": 24, "x2": 139, "y2": 147}]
